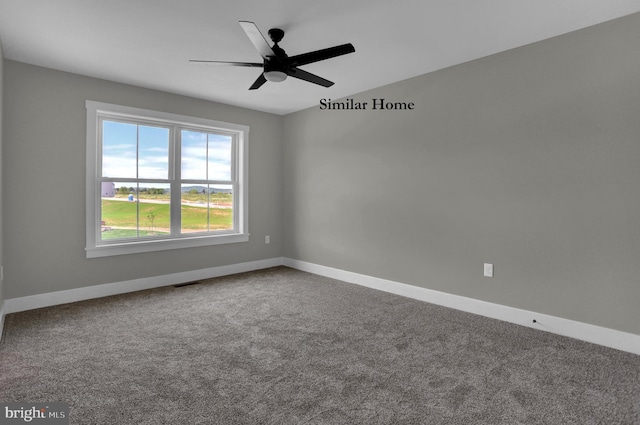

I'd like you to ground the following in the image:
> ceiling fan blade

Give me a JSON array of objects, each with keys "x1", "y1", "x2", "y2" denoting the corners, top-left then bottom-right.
[
  {"x1": 189, "y1": 60, "x2": 263, "y2": 67},
  {"x1": 289, "y1": 43, "x2": 355, "y2": 67},
  {"x1": 239, "y1": 21, "x2": 276, "y2": 60},
  {"x1": 288, "y1": 68, "x2": 334, "y2": 87},
  {"x1": 249, "y1": 73, "x2": 268, "y2": 90}
]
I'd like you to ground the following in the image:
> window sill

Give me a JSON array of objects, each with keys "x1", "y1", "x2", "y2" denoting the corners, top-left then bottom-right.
[{"x1": 86, "y1": 233, "x2": 250, "y2": 258}]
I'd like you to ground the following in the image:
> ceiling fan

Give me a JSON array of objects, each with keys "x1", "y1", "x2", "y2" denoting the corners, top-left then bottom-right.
[{"x1": 190, "y1": 21, "x2": 355, "y2": 90}]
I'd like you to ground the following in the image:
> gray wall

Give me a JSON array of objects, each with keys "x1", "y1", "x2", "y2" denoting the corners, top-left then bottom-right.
[
  {"x1": 3, "y1": 61, "x2": 283, "y2": 299},
  {"x1": 283, "y1": 13, "x2": 640, "y2": 335},
  {"x1": 0, "y1": 38, "x2": 4, "y2": 308}
]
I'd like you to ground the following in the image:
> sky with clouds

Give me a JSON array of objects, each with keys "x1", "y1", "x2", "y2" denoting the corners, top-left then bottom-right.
[{"x1": 101, "y1": 120, "x2": 232, "y2": 184}]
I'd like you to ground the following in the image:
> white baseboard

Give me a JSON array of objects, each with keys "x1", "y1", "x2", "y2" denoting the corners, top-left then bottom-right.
[
  {"x1": 283, "y1": 258, "x2": 640, "y2": 356},
  {"x1": 3, "y1": 256, "x2": 638, "y2": 355},
  {"x1": 3, "y1": 257, "x2": 283, "y2": 315}
]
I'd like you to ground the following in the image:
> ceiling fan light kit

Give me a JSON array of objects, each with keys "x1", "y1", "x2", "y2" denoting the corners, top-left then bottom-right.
[
  {"x1": 264, "y1": 71, "x2": 288, "y2": 82},
  {"x1": 190, "y1": 21, "x2": 355, "y2": 90}
]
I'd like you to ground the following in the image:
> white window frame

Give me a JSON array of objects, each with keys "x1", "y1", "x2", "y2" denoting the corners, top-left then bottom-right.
[{"x1": 86, "y1": 100, "x2": 249, "y2": 258}]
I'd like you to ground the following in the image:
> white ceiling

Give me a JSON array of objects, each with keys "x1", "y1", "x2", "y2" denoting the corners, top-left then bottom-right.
[{"x1": 1, "y1": 1, "x2": 639, "y2": 115}]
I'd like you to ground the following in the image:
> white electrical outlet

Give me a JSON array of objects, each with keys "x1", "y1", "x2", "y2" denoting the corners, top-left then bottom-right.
[
  {"x1": 265, "y1": 235, "x2": 270, "y2": 244},
  {"x1": 483, "y1": 263, "x2": 494, "y2": 278}
]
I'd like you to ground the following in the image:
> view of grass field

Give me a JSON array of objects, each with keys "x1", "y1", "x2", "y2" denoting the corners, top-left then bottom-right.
[{"x1": 101, "y1": 192, "x2": 233, "y2": 240}]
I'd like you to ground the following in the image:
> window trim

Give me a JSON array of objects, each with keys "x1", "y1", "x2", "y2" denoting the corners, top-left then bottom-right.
[{"x1": 86, "y1": 100, "x2": 249, "y2": 258}]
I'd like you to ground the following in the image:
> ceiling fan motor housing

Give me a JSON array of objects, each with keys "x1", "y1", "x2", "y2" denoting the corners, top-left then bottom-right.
[
  {"x1": 263, "y1": 40, "x2": 289, "y2": 82},
  {"x1": 263, "y1": 58, "x2": 288, "y2": 82},
  {"x1": 264, "y1": 58, "x2": 286, "y2": 72}
]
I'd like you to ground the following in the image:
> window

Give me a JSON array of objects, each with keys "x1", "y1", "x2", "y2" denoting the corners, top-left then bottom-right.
[{"x1": 86, "y1": 101, "x2": 249, "y2": 258}]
